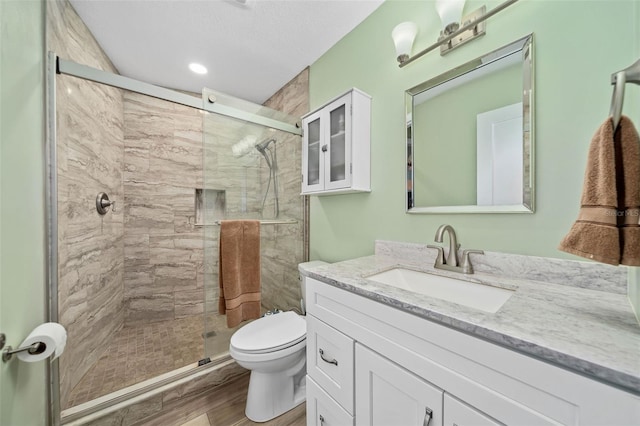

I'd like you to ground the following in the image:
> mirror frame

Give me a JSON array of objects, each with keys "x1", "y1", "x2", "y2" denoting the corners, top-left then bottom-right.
[{"x1": 406, "y1": 34, "x2": 534, "y2": 214}]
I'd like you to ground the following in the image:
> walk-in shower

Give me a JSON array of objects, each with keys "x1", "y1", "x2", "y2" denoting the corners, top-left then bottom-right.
[{"x1": 46, "y1": 38, "x2": 307, "y2": 424}]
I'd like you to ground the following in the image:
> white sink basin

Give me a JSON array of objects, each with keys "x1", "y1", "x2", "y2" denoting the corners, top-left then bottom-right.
[{"x1": 365, "y1": 268, "x2": 514, "y2": 313}]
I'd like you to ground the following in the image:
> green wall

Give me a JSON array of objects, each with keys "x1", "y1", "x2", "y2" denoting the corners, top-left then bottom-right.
[
  {"x1": 309, "y1": 0, "x2": 640, "y2": 263},
  {"x1": 0, "y1": 0, "x2": 48, "y2": 424}
]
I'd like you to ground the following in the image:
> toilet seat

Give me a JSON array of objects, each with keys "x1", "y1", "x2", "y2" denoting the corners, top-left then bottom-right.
[{"x1": 230, "y1": 311, "x2": 306, "y2": 354}]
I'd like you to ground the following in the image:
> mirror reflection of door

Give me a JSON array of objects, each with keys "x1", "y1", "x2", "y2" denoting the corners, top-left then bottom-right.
[{"x1": 476, "y1": 102, "x2": 523, "y2": 206}]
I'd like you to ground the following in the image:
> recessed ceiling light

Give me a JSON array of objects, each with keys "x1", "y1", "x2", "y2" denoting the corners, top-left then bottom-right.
[
  {"x1": 189, "y1": 63, "x2": 208, "y2": 75},
  {"x1": 224, "y1": 0, "x2": 253, "y2": 8}
]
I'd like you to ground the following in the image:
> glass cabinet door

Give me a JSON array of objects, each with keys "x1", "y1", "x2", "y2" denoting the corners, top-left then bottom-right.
[
  {"x1": 324, "y1": 96, "x2": 351, "y2": 190},
  {"x1": 303, "y1": 110, "x2": 324, "y2": 193}
]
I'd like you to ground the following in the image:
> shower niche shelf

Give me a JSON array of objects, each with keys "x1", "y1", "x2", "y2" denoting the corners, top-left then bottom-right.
[
  {"x1": 195, "y1": 188, "x2": 226, "y2": 226},
  {"x1": 301, "y1": 88, "x2": 371, "y2": 196}
]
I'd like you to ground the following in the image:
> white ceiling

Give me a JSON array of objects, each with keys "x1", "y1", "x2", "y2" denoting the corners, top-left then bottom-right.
[{"x1": 69, "y1": 0, "x2": 385, "y2": 104}]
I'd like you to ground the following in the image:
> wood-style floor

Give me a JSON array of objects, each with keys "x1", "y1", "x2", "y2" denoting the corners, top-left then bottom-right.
[{"x1": 178, "y1": 374, "x2": 306, "y2": 426}]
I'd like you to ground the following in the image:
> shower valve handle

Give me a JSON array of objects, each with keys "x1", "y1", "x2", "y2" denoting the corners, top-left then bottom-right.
[
  {"x1": 102, "y1": 199, "x2": 116, "y2": 213},
  {"x1": 96, "y1": 192, "x2": 116, "y2": 215}
]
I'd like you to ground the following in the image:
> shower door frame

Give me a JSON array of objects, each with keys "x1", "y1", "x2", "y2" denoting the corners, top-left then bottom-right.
[{"x1": 45, "y1": 52, "x2": 304, "y2": 425}]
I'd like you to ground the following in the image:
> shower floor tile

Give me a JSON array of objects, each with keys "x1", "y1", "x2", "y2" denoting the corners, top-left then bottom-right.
[{"x1": 66, "y1": 315, "x2": 211, "y2": 409}]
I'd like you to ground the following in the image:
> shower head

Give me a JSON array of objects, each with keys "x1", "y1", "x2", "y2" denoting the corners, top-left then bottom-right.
[
  {"x1": 255, "y1": 138, "x2": 276, "y2": 168},
  {"x1": 255, "y1": 138, "x2": 276, "y2": 154}
]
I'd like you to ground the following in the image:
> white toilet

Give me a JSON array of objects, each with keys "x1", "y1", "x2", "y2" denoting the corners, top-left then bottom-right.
[{"x1": 229, "y1": 261, "x2": 326, "y2": 422}]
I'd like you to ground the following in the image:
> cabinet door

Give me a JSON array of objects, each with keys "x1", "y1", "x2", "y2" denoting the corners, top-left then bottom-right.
[
  {"x1": 355, "y1": 344, "x2": 443, "y2": 426},
  {"x1": 307, "y1": 376, "x2": 354, "y2": 426},
  {"x1": 444, "y1": 394, "x2": 503, "y2": 426},
  {"x1": 323, "y1": 95, "x2": 352, "y2": 191},
  {"x1": 302, "y1": 109, "x2": 324, "y2": 193}
]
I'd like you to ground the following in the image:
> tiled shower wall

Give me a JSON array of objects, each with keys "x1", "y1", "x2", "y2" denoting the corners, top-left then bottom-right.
[
  {"x1": 122, "y1": 75, "x2": 310, "y2": 324},
  {"x1": 261, "y1": 69, "x2": 309, "y2": 311},
  {"x1": 122, "y1": 93, "x2": 206, "y2": 325},
  {"x1": 48, "y1": 0, "x2": 125, "y2": 408}
]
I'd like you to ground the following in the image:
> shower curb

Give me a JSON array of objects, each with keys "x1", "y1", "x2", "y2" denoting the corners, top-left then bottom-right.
[{"x1": 62, "y1": 356, "x2": 246, "y2": 426}]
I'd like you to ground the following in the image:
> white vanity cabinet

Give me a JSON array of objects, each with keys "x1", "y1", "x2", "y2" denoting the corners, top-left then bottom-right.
[
  {"x1": 304, "y1": 277, "x2": 640, "y2": 426},
  {"x1": 301, "y1": 88, "x2": 371, "y2": 195}
]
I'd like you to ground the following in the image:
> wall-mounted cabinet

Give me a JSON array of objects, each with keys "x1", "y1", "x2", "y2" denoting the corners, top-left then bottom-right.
[{"x1": 301, "y1": 88, "x2": 371, "y2": 195}]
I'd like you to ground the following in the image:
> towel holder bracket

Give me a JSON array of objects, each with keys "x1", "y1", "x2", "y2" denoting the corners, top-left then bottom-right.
[
  {"x1": 611, "y1": 58, "x2": 640, "y2": 85},
  {"x1": 609, "y1": 58, "x2": 640, "y2": 129}
]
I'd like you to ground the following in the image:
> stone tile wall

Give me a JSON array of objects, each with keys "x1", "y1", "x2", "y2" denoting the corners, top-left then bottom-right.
[
  {"x1": 122, "y1": 93, "x2": 206, "y2": 325},
  {"x1": 260, "y1": 69, "x2": 309, "y2": 312},
  {"x1": 122, "y1": 73, "x2": 309, "y2": 326},
  {"x1": 48, "y1": 0, "x2": 125, "y2": 409}
]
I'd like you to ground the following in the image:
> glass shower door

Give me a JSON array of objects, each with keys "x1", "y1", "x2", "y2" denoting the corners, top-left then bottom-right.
[{"x1": 201, "y1": 87, "x2": 304, "y2": 360}]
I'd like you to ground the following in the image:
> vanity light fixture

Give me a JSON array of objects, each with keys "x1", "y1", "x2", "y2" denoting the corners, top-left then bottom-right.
[
  {"x1": 435, "y1": 0, "x2": 466, "y2": 35},
  {"x1": 188, "y1": 63, "x2": 208, "y2": 75},
  {"x1": 392, "y1": 22, "x2": 419, "y2": 64},
  {"x1": 396, "y1": 0, "x2": 519, "y2": 67}
]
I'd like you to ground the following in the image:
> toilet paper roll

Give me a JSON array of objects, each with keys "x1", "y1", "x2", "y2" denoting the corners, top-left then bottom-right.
[{"x1": 16, "y1": 322, "x2": 67, "y2": 362}]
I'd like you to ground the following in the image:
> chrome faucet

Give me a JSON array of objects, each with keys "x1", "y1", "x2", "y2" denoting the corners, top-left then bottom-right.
[{"x1": 427, "y1": 224, "x2": 484, "y2": 274}]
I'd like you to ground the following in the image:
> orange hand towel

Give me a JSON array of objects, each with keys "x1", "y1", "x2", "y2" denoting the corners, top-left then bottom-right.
[
  {"x1": 559, "y1": 116, "x2": 640, "y2": 266},
  {"x1": 218, "y1": 220, "x2": 261, "y2": 327}
]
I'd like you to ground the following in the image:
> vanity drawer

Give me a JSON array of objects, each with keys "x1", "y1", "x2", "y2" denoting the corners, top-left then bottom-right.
[
  {"x1": 306, "y1": 314, "x2": 354, "y2": 414},
  {"x1": 444, "y1": 394, "x2": 503, "y2": 426},
  {"x1": 306, "y1": 376, "x2": 354, "y2": 426}
]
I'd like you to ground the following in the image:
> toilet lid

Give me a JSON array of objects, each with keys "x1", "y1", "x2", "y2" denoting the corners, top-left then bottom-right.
[{"x1": 230, "y1": 311, "x2": 306, "y2": 354}]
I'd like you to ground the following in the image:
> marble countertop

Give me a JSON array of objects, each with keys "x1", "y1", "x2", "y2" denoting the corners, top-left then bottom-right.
[{"x1": 300, "y1": 255, "x2": 640, "y2": 395}]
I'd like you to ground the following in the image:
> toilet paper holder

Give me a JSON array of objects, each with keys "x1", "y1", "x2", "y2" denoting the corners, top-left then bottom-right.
[{"x1": 0, "y1": 333, "x2": 46, "y2": 363}]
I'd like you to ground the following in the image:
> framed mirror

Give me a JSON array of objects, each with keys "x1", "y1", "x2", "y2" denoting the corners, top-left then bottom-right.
[{"x1": 406, "y1": 34, "x2": 534, "y2": 214}]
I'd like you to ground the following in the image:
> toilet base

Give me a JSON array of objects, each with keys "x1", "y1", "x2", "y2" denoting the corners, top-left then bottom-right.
[{"x1": 245, "y1": 359, "x2": 306, "y2": 422}]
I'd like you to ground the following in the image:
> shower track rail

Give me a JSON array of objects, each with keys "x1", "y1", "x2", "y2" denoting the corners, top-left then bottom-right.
[{"x1": 55, "y1": 55, "x2": 302, "y2": 136}]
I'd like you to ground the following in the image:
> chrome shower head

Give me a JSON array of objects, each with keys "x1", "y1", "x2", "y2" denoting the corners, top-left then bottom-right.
[{"x1": 255, "y1": 138, "x2": 276, "y2": 154}]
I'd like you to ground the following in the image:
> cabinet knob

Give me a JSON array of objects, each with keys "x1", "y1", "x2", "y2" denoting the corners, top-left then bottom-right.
[
  {"x1": 319, "y1": 414, "x2": 325, "y2": 426},
  {"x1": 319, "y1": 348, "x2": 338, "y2": 366},
  {"x1": 321, "y1": 144, "x2": 328, "y2": 152}
]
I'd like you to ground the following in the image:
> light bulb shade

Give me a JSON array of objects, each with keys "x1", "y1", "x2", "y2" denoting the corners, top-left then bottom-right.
[
  {"x1": 435, "y1": 0, "x2": 466, "y2": 32},
  {"x1": 391, "y1": 22, "x2": 418, "y2": 63}
]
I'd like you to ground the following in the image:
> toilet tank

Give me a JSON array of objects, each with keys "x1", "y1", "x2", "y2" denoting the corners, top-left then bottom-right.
[{"x1": 298, "y1": 261, "x2": 328, "y2": 315}]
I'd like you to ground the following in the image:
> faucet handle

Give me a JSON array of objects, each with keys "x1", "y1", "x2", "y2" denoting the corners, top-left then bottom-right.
[
  {"x1": 461, "y1": 249, "x2": 484, "y2": 274},
  {"x1": 427, "y1": 245, "x2": 445, "y2": 266}
]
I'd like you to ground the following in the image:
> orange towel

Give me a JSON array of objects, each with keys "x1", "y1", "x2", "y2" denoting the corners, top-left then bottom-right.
[
  {"x1": 559, "y1": 116, "x2": 640, "y2": 265},
  {"x1": 218, "y1": 220, "x2": 261, "y2": 327}
]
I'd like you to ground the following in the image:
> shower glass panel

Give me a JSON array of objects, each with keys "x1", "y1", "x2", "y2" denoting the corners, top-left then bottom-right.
[
  {"x1": 202, "y1": 87, "x2": 305, "y2": 358},
  {"x1": 55, "y1": 77, "x2": 211, "y2": 411}
]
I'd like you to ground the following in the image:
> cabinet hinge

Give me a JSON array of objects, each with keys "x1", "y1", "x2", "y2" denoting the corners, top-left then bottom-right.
[
  {"x1": 350, "y1": 163, "x2": 353, "y2": 175},
  {"x1": 350, "y1": 104, "x2": 353, "y2": 116}
]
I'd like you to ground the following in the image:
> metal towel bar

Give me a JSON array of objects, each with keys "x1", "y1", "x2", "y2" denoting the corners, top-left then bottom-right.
[{"x1": 213, "y1": 219, "x2": 297, "y2": 225}]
